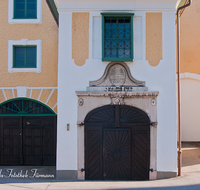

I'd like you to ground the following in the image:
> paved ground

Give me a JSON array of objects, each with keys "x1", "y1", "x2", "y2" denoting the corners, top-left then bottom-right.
[{"x1": 0, "y1": 142, "x2": 200, "y2": 190}]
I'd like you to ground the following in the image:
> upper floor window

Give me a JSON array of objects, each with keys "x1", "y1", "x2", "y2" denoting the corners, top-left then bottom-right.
[
  {"x1": 14, "y1": 0, "x2": 37, "y2": 19},
  {"x1": 13, "y1": 46, "x2": 37, "y2": 68},
  {"x1": 8, "y1": 0, "x2": 42, "y2": 24},
  {"x1": 101, "y1": 13, "x2": 134, "y2": 62},
  {"x1": 8, "y1": 39, "x2": 41, "y2": 73}
]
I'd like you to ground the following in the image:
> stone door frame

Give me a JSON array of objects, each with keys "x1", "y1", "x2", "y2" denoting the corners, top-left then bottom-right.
[{"x1": 76, "y1": 91, "x2": 158, "y2": 180}]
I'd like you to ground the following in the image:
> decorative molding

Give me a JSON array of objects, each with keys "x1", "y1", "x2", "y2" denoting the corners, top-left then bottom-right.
[
  {"x1": 16, "y1": 86, "x2": 28, "y2": 97},
  {"x1": 180, "y1": 72, "x2": 200, "y2": 81},
  {"x1": 146, "y1": 13, "x2": 162, "y2": 67},
  {"x1": 76, "y1": 91, "x2": 159, "y2": 98},
  {"x1": 8, "y1": 0, "x2": 42, "y2": 24},
  {"x1": 88, "y1": 62, "x2": 146, "y2": 91},
  {"x1": 8, "y1": 39, "x2": 42, "y2": 73},
  {"x1": 0, "y1": 87, "x2": 57, "y2": 111},
  {"x1": 72, "y1": 12, "x2": 89, "y2": 66}
]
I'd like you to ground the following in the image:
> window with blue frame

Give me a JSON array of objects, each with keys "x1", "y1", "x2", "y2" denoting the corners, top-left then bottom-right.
[
  {"x1": 13, "y1": 46, "x2": 37, "y2": 68},
  {"x1": 14, "y1": 0, "x2": 37, "y2": 19},
  {"x1": 101, "y1": 13, "x2": 134, "y2": 61}
]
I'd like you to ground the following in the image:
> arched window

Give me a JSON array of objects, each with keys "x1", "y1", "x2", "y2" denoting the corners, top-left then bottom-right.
[{"x1": 0, "y1": 98, "x2": 56, "y2": 116}]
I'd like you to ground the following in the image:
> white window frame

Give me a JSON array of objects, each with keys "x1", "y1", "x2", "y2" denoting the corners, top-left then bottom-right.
[
  {"x1": 8, "y1": 0, "x2": 42, "y2": 24},
  {"x1": 8, "y1": 39, "x2": 42, "y2": 73}
]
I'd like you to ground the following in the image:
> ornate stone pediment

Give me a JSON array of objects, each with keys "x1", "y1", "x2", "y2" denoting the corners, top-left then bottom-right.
[{"x1": 87, "y1": 62, "x2": 147, "y2": 92}]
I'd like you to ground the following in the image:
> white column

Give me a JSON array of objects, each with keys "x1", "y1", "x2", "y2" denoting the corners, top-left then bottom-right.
[{"x1": 57, "y1": 11, "x2": 78, "y2": 171}]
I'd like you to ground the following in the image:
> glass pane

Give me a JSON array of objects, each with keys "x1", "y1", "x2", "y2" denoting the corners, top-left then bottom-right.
[
  {"x1": 27, "y1": 11, "x2": 37, "y2": 18},
  {"x1": 26, "y1": 60, "x2": 36, "y2": 67},
  {"x1": 118, "y1": 18, "x2": 131, "y2": 28},
  {"x1": 27, "y1": 3, "x2": 37, "y2": 11},
  {"x1": 118, "y1": 29, "x2": 130, "y2": 38},
  {"x1": 26, "y1": 48, "x2": 36, "y2": 54},
  {"x1": 26, "y1": 54, "x2": 36, "y2": 60},
  {"x1": 124, "y1": 49, "x2": 131, "y2": 58},
  {"x1": 16, "y1": 3, "x2": 25, "y2": 10},
  {"x1": 105, "y1": 29, "x2": 117, "y2": 38},
  {"x1": 105, "y1": 49, "x2": 117, "y2": 58},
  {"x1": 105, "y1": 18, "x2": 117, "y2": 28},
  {"x1": 118, "y1": 40, "x2": 131, "y2": 58},
  {"x1": 118, "y1": 49, "x2": 131, "y2": 58},
  {"x1": 16, "y1": 53, "x2": 24, "y2": 60},
  {"x1": 105, "y1": 40, "x2": 117, "y2": 49},
  {"x1": 15, "y1": 11, "x2": 25, "y2": 18},
  {"x1": 118, "y1": 40, "x2": 130, "y2": 49},
  {"x1": 15, "y1": 60, "x2": 25, "y2": 67},
  {"x1": 118, "y1": 30, "x2": 125, "y2": 38},
  {"x1": 125, "y1": 29, "x2": 130, "y2": 38},
  {"x1": 15, "y1": 48, "x2": 25, "y2": 54}
]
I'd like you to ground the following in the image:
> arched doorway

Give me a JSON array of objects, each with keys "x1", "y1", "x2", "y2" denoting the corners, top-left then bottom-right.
[
  {"x1": 84, "y1": 105, "x2": 150, "y2": 180},
  {"x1": 0, "y1": 98, "x2": 57, "y2": 166}
]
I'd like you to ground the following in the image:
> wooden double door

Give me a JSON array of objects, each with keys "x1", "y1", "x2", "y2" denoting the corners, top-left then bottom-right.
[
  {"x1": 0, "y1": 116, "x2": 56, "y2": 166},
  {"x1": 85, "y1": 105, "x2": 150, "y2": 180}
]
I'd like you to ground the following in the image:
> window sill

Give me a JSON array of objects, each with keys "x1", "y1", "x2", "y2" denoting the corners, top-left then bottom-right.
[
  {"x1": 9, "y1": 68, "x2": 41, "y2": 73},
  {"x1": 8, "y1": 19, "x2": 41, "y2": 24}
]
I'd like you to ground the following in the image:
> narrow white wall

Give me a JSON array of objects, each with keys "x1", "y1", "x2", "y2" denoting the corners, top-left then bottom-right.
[
  {"x1": 181, "y1": 78, "x2": 200, "y2": 141},
  {"x1": 57, "y1": 12, "x2": 78, "y2": 170},
  {"x1": 155, "y1": 11, "x2": 177, "y2": 172}
]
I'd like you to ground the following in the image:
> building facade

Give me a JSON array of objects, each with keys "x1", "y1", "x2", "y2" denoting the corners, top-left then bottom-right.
[
  {"x1": 0, "y1": 0, "x2": 58, "y2": 167},
  {"x1": 54, "y1": 0, "x2": 179, "y2": 180},
  {"x1": 0, "y1": 0, "x2": 181, "y2": 180}
]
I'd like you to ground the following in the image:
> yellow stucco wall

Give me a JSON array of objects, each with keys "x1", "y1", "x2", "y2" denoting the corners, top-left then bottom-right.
[
  {"x1": 146, "y1": 13, "x2": 163, "y2": 67},
  {"x1": 0, "y1": 1, "x2": 58, "y2": 112},
  {"x1": 180, "y1": 0, "x2": 200, "y2": 74},
  {"x1": 72, "y1": 12, "x2": 89, "y2": 66},
  {"x1": 0, "y1": 1, "x2": 58, "y2": 87}
]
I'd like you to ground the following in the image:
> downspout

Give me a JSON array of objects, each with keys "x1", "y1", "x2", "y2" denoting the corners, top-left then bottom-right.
[{"x1": 176, "y1": 0, "x2": 191, "y2": 177}]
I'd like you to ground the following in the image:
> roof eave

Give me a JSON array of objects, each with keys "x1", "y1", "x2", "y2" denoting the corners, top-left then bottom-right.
[{"x1": 46, "y1": 0, "x2": 59, "y2": 26}]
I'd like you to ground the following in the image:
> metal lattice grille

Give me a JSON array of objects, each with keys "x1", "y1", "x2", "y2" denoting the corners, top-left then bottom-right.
[
  {"x1": 0, "y1": 99, "x2": 56, "y2": 116},
  {"x1": 104, "y1": 17, "x2": 131, "y2": 59}
]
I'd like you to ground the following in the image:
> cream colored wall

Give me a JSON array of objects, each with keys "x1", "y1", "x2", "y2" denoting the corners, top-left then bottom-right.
[
  {"x1": 180, "y1": 0, "x2": 200, "y2": 74},
  {"x1": 181, "y1": 78, "x2": 200, "y2": 141},
  {"x1": 0, "y1": 1, "x2": 58, "y2": 87},
  {"x1": 0, "y1": 1, "x2": 58, "y2": 112}
]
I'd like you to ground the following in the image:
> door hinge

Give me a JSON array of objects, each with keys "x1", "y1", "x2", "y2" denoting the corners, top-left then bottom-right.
[
  {"x1": 77, "y1": 122, "x2": 84, "y2": 127},
  {"x1": 81, "y1": 168, "x2": 85, "y2": 172},
  {"x1": 149, "y1": 168, "x2": 154, "y2": 172},
  {"x1": 150, "y1": 122, "x2": 158, "y2": 127}
]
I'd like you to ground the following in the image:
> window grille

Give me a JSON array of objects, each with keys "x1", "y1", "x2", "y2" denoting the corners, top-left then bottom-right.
[
  {"x1": 0, "y1": 98, "x2": 56, "y2": 116},
  {"x1": 101, "y1": 13, "x2": 134, "y2": 61}
]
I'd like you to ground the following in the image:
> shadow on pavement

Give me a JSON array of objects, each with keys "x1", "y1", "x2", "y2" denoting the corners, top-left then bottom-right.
[
  {"x1": 107, "y1": 185, "x2": 200, "y2": 190},
  {"x1": 182, "y1": 142, "x2": 200, "y2": 167}
]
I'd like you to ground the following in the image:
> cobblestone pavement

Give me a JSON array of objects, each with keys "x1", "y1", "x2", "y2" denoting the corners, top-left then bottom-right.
[{"x1": 0, "y1": 142, "x2": 200, "y2": 190}]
